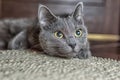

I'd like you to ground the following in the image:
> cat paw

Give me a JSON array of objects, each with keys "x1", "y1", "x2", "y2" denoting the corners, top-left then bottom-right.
[
  {"x1": 76, "y1": 50, "x2": 92, "y2": 59},
  {"x1": 8, "y1": 31, "x2": 28, "y2": 50},
  {"x1": 8, "y1": 40, "x2": 28, "y2": 49}
]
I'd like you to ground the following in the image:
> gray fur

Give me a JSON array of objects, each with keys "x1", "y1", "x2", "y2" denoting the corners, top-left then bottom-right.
[
  {"x1": 0, "y1": 18, "x2": 35, "y2": 49},
  {"x1": 37, "y1": 2, "x2": 91, "y2": 58},
  {"x1": 0, "y1": 2, "x2": 91, "y2": 59},
  {"x1": 8, "y1": 30, "x2": 28, "y2": 49}
]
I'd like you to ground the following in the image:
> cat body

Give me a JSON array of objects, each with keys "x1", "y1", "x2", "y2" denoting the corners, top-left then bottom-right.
[{"x1": 0, "y1": 2, "x2": 91, "y2": 59}]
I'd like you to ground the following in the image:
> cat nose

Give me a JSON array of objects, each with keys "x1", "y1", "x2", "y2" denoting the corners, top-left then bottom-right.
[{"x1": 68, "y1": 43, "x2": 76, "y2": 49}]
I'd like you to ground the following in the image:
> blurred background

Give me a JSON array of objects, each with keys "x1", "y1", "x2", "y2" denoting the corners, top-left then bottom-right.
[{"x1": 0, "y1": 0, "x2": 120, "y2": 59}]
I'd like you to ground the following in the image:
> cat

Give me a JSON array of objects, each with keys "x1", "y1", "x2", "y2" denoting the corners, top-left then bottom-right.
[{"x1": 0, "y1": 2, "x2": 91, "y2": 59}]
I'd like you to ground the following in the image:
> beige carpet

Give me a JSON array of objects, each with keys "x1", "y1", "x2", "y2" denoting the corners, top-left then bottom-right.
[{"x1": 0, "y1": 50, "x2": 120, "y2": 80}]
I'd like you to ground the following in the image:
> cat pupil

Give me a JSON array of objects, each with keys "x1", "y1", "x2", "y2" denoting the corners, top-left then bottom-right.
[
  {"x1": 76, "y1": 30, "x2": 80, "y2": 35},
  {"x1": 54, "y1": 31, "x2": 64, "y2": 38},
  {"x1": 57, "y1": 31, "x2": 63, "y2": 37}
]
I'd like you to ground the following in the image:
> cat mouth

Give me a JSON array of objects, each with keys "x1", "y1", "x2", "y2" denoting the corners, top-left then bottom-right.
[
  {"x1": 57, "y1": 51, "x2": 78, "y2": 58},
  {"x1": 53, "y1": 47, "x2": 79, "y2": 58}
]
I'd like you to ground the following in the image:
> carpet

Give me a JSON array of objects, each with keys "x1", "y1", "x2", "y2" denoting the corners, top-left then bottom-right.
[{"x1": 0, "y1": 50, "x2": 120, "y2": 80}]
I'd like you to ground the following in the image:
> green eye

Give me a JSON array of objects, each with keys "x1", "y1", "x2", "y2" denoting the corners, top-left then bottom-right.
[
  {"x1": 75, "y1": 29, "x2": 82, "y2": 37},
  {"x1": 54, "y1": 31, "x2": 64, "y2": 39}
]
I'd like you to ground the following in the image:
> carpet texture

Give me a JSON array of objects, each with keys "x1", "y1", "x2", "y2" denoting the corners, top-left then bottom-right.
[{"x1": 0, "y1": 50, "x2": 120, "y2": 80}]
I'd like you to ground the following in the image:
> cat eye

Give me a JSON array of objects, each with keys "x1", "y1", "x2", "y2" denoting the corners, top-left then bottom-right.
[
  {"x1": 75, "y1": 29, "x2": 82, "y2": 37},
  {"x1": 54, "y1": 31, "x2": 64, "y2": 39}
]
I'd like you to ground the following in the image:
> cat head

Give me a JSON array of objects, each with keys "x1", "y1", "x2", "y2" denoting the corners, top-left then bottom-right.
[{"x1": 38, "y1": 2, "x2": 88, "y2": 58}]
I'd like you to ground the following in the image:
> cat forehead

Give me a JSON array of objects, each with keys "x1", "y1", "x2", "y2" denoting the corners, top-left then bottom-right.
[
  {"x1": 59, "y1": 17, "x2": 75, "y2": 29},
  {"x1": 53, "y1": 17, "x2": 83, "y2": 30},
  {"x1": 44, "y1": 16, "x2": 84, "y2": 32},
  {"x1": 45, "y1": 18, "x2": 70, "y2": 34}
]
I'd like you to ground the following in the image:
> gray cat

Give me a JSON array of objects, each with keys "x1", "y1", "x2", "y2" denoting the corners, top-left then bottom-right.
[{"x1": 0, "y1": 2, "x2": 91, "y2": 59}]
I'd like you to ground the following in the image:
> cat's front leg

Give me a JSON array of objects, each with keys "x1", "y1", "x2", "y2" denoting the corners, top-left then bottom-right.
[
  {"x1": 8, "y1": 30, "x2": 28, "y2": 49},
  {"x1": 76, "y1": 49, "x2": 91, "y2": 59},
  {"x1": 76, "y1": 41, "x2": 92, "y2": 59}
]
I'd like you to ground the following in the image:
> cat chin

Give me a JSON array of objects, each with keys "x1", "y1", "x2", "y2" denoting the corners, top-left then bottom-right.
[
  {"x1": 43, "y1": 46, "x2": 79, "y2": 58},
  {"x1": 54, "y1": 52, "x2": 78, "y2": 58},
  {"x1": 44, "y1": 50, "x2": 77, "y2": 58}
]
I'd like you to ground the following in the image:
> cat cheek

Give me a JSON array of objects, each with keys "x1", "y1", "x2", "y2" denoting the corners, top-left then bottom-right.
[
  {"x1": 58, "y1": 45, "x2": 72, "y2": 53},
  {"x1": 65, "y1": 46, "x2": 73, "y2": 53}
]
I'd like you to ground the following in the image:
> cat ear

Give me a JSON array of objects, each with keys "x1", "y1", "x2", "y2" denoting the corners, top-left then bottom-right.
[
  {"x1": 72, "y1": 2, "x2": 84, "y2": 22},
  {"x1": 38, "y1": 4, "x2": 57, "y2": 27}
]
